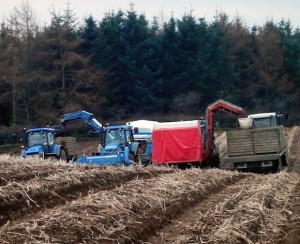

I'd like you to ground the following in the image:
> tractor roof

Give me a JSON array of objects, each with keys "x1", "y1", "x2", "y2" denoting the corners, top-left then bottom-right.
[
  {"x1": 248, "y1": 112, "x2": 276, "y2": 119},
  {"x1": 105, "y1": 125, "x2": 133, "y2": 130},
  {"x1": 26, "y1": 128, "x2": 56, "y2": 133}
]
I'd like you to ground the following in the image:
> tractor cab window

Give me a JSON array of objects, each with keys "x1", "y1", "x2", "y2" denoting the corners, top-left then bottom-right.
[
  {"x1": 125, "y1": 130, "x2": 133, "y2": 143},
  {"x1": 253, "y1": 116, "x2": 277, "y2": 127},
  {"x1": 47, "y1": 133, "x2": 55, "y2": 145},
  {"x1": 105, "y1": 129, "x2": 125, "y2": 145},
  {"x1": 28, "y1": 132, "x2": 47, "y2": 147}
]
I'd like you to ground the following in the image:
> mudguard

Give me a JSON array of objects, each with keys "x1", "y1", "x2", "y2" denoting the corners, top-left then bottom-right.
[
  {"x1": 51, "y1": 144, "x2": 62, "y2": 156},
  {"x1": 129, "y1": 142, "x2": 140, "y2": 156}
]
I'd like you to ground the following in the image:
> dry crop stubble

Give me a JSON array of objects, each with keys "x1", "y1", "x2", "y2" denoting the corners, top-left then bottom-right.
[
  {"x1": 0, "y1": 169, "x2": 242, "y2": 243},
  {"x1": 0, "y1": 155, "x2": 175, "y2": 227},
  {"x1": 182, "y1": 171, "x2": 299, "y2": 243},
  {"x1": 147, "y1": 126, "x2": 300, "y2": 244},
  {"x1": 0, "y1": 125, "x2": 300, "y2": 243}
]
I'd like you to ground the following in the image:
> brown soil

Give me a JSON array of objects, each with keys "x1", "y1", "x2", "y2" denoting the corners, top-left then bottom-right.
[{"x1": 0, "y1": 126, "x2": 299, "y2": 243}]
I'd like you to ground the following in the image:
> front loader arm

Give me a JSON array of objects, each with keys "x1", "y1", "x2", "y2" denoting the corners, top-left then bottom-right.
[{"x1": 59, "y1": 111, "x2": 103, "y2": 134}]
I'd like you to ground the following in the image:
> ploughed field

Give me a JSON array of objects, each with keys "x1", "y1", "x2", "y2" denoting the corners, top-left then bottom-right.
[{"x1": 0, "y1": 126, "x2": 300, "y2": 243}]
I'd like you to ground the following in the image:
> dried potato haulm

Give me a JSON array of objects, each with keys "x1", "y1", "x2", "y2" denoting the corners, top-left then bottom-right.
[
  {"x1": 0, "y1": 155, "x2": 175, "y2": 226},
  {"x1": 0, "y1": 155, "x2": 79, "y2": 185},
  {"x1": 183, "y1": 171, "x2": 299, "y2": 243},
  {"x1": 0, "y1": 169, "x2": 241, "y2": 243},
  {"x1": 0, "y1": 155, "x2": 173, "y2": 184},
  {"x1": 0, "y1": 124, "x2": 300, "y2": 244}
]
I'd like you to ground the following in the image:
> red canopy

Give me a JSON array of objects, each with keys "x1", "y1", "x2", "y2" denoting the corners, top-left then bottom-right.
[{"x1": 152, "y1": 120, "x2": 204, "y2": 164}]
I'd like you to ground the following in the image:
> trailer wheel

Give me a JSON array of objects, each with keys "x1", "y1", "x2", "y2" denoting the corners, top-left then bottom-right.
[{"x1": 59, "y1": 149, "x2": 67, "y2": 162}]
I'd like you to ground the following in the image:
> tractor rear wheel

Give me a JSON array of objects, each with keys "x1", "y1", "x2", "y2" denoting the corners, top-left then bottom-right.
[{"x1": 135, "y1": 147, "x2": 142, "y2": 165}]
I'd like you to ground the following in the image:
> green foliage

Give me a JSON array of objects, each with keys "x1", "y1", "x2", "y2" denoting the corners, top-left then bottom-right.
[{"x1": 0, "y1": 3, "x2": 300, "y2": 127}]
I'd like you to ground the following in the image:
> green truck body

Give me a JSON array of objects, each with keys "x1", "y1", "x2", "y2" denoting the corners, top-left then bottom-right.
[{"x1": 224, "y1": 125, "x2": 288, "y2": 171}]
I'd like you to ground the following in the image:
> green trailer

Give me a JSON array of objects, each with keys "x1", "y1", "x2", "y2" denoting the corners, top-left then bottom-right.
[{"x1": 223, "y1": 113, "x2": 288, "y2": 172}]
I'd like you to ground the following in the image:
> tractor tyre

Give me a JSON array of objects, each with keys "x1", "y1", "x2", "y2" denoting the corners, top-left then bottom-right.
[{"x1": 135, "y1": 147, "x2": 143, "y2": 165}]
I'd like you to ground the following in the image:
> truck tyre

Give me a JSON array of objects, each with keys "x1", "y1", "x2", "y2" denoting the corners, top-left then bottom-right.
[
  {"x1": 272, "y1": 159, "x2": 282, "y2": 173},
  {"x1": 278, "y1": 160, "x2": 283, "y2": 172},
  {"x1": 281, "y1": 154, "x2": 288, "y2": 167},
  {"x1": 277, "y1": 159, "x2": 283, "y2": 172},
  {"x1": 59, "y1": 149, "x2": 67, "y2": 162}
]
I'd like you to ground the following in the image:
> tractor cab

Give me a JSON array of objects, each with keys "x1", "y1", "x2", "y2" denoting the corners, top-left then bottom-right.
[
  {"x1": 239, "y1": 112, "x2": 288, "y2": 129},
  {"x1": 101, "y1": 125, "x2": 135, "y2": 155},
  {"x1": 21, "y1": 128, "x2": 57, "y2": 158}
]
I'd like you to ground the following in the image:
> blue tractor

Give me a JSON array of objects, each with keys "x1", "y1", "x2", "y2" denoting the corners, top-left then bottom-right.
[
  {"x1": 59, "y1": 111, "x2": 142, "y2": 166},
  {"x1": 21, "y1": 127, "x2": 74, "y2": 161}
]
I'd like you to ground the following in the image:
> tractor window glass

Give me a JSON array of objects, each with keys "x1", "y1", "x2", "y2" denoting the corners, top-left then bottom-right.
[
  {"x1": 47, "y1": 133, "x2": 55, "y2": 145},
  {"x1": 28, "y1": 132, "x2": 47, "y2": 147},
  {"x1": 105, "y1": 130, "x2": 125, "y2": 145},
  {"x1": 253, "y1": 116, "x2": 276, "y2": 127},
  {"x1": 125, "y1": 130, "x2": 132, "y2": 143}
]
